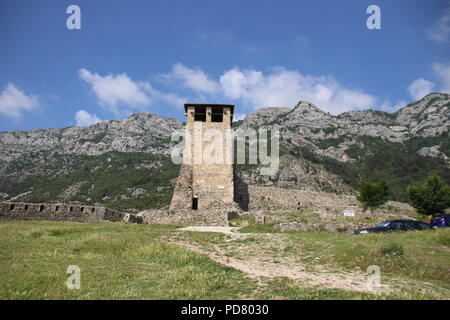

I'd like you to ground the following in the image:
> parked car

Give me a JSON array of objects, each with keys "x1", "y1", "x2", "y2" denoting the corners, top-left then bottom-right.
[
  {"x1": 354, "y1": 220, "x2": 432, "y2": 235},
  {"x1": 431, "y1": 214, "x2": 450, "y2": 228}
]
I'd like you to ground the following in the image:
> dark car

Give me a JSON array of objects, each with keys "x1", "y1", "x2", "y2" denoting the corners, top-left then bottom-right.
[
  {"x1": 431, "y1": 214, "x2": 450, "y2": 228},
  {"x1": 354, "y1": 219, "x2": 432, "y2": 235}
]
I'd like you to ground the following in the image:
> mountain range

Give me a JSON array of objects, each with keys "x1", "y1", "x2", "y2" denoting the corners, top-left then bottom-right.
[{"x1": 1, "y1": 92, "x2": 449, "y2": 212}]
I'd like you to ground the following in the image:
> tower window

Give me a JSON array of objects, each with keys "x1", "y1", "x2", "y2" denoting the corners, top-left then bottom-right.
[
  {"x1": 211, "y1": 107, "x2": 224, "y2": 122},
  {"x1": 194, "y1": 107, "x2": 206, "y2": 122}
]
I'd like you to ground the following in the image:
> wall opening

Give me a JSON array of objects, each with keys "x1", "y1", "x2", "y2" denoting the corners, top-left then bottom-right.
[
  {"x1": 24, "y1": 205, "x2": 29, "y2": 211},
  {"x1": 211, "y1": 107, "x2": 224, "y2": 122},
  {"x1": 39, "y1": 205, "x2": 45, "y2": 212},
  {"x1": 194, "y1": 107, "x2": 206, "y2": 122},
  {"x1": 9, "y1": 204, "x2": 14, "y2": 210},
  {"x1": 192, "y1": 197, "x2": 198, "y2": 210},
  {"x1": 81, "y1": 207, "x2": 85, "y2": 213},
  {"x1": 91, "y1": 208, "x2": 95, "y2": 213},
  {"x1": 55, "y1": 206, "x2": 59, "y2": 212},
  {"x1": 69, "y1": 206, "x2": 73, "y2": 212}
]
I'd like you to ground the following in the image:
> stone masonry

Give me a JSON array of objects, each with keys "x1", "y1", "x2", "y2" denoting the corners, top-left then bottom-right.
[
  {"x1": 170, "y1": 104, "x2": 240, "y2": 211},
  {"x1": 0, "y1": 202, "x2": 141, "y2": 223}
]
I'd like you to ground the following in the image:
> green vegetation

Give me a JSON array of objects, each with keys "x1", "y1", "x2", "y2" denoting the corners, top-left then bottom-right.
[
  {"x1": 405, "y1": 133, "x2": 450, "y2": 158},
  {"x1": 0, "y1": 221, "x2": 255, "y2": 299},
  {"x1": 259, "y1": 278, "x2": 381, "y2": 300},
  {"x1": 1, "y1": 221, "x2": 448, "y2": 299},
  {"x1": 232, "y1": 120, "x2": 244, "y2": 128},
  {"x1": 283, "y1": 229, "x2": 450, "y2": 289},
  {"x1": 285, "y1": 135, "x2": 450, "y2": 202},
  {"x1": 315, "y1": 135, "x2": 349, "y2": 149},
  {"x1": 357, "y1": 180, "x2": 389, "y2": 215},
  {"x1": 407, "y1": 175, "x2": 450, "y2": 215},
  {"x1": 379, "y1": 242, "x2": 404, "y2": 256},
  {"x1": 0, "y1": 151, "x2": 180, "y2": 212}
]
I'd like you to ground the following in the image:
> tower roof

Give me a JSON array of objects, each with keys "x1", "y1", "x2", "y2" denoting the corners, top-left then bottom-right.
[{"x1": 184, "y1": 103, "x2": 234, "y2": 115}]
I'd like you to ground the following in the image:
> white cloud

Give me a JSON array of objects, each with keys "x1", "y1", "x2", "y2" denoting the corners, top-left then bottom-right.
[
  {"x1": 160, "y1": 63, "x2": 219, "y2": 94},
  {"x1": 0, "y1": 83, "x2": 39, "y2": 119},
  {"x1": 219, "y1": 68, "x2": 262, "y2": 100},
  {"x1": 408, "y1": 78, "x2": 435, "y2": 100},
  {"x1": 75, "y1": 110, "x2": 102, "y2": 127},
  {"x1": 79, "y1": 68, "x2": 151, "y2": 115},
  {"x1": 427, "y1": 5, "x2": 450, "y2": 43},
  {"x1": 219, "y1": 67, "x2": 378, "y2": 114},
  {"x1": 433, "y1": 62, "x2": 450, "y2": 93},
  {"x1": 159, "y1": 64, "x2": 396, "y2": 114}
]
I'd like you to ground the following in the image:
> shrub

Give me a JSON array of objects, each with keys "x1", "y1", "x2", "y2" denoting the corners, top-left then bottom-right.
[
  {"x1": 407, "y1": 175, "x2": 450, "y2": 216},
  {"x1": 379, "y1": 242, "x2": 404, "y2": 256}
]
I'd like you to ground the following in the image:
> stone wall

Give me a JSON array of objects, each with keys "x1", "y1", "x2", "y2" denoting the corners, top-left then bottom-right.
[
  {"x1": 0, "y1": 202, "x2": 140, "y2": 223},
  {"x1": 137, "y1": 209, "x2": 229, "y2": 226},
  {"x1": 248, "y1": 186, "x2": 360, "y2": 216},
  {"x1": 247, "y1": 186, "x2": 415, "y2": 221}
]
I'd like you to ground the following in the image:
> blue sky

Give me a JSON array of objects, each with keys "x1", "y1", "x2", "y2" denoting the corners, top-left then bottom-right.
[{"x1": 0, "y1": 0, "x2": 449, "y2": 131}]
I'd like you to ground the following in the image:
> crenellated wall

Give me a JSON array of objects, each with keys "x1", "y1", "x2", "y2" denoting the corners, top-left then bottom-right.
[{"x1": 0, "y1": 202, "x2": 141, "y2": 223}]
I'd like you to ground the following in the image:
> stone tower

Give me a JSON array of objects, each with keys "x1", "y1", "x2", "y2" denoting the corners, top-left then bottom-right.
[{"x1": 170, "y1": 103, "x2": 237, "y2": 211}]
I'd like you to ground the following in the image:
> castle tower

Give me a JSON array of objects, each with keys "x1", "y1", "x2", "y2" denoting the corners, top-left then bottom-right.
[{"x1": 169, "y1": 103, "x2": 236, "y2": 211}]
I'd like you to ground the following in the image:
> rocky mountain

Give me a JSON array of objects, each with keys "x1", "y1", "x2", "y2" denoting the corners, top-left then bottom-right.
[
  {"x1": 0, "y1": 112, "x2": 182, "y2": 161},
  {"x1": 241, "y1": 92, "x2": 450, "y2": 162},
  {"x1": 0, "y1": 92, "x2": 449, "y2": 211}
]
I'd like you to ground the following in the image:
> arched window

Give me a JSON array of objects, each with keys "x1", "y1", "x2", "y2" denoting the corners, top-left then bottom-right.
[{"x1": 39, "y1": 205, "x2": 45, "y2": 212}]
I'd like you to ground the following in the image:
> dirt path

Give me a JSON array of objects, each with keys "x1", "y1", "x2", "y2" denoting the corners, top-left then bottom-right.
[
  {"x1": 178, "y1": 226, "x2": 242, "y2": 234},
  {"x1": 165, "y1": 227, "x2": 391, "y2": 294}
]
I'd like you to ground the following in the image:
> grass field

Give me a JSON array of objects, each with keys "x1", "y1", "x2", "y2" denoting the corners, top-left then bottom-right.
[{"x1": 0, "y1": 221, "x2": 449, "y2": 300}]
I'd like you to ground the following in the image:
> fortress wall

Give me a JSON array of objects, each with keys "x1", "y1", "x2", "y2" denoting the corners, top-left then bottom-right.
[
  {"x1": 138, "y1": 210, "x2": 229, "y2": 226},
  {"x1": 247, "y1": 186, "x2": 359, "y2": 215},
  {"x1": 0, "y1": 202, "x2": 138, "y2": 223}
]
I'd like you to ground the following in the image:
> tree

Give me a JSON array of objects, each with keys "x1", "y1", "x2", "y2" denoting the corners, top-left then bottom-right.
[
  {"x1": 357, "y1": 180, "x2": 390, "y2": 215},
  {"x1": 407, "y1": 175, "x2": 450, "y2": 216}
]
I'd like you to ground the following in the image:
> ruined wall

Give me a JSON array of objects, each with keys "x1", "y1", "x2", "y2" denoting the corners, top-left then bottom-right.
[
  {"x1": 137, "y1": 209, "x2": 229, "y2": 226},
  {"x1": 0, "y1": 202, "x2": 140, "y2": 223},
  {"x1": 247, "y1": 186, "x2": 415, "y2": 218},
  {"x1": 234, "y1": 173, "x2": 249, "y2": 211},
  {"x1": 248, "y1": 186, "x2": 360, "y2": 216},
  {"x1": 169, "y1": 164, "x2": 194, "y2": 210}
]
